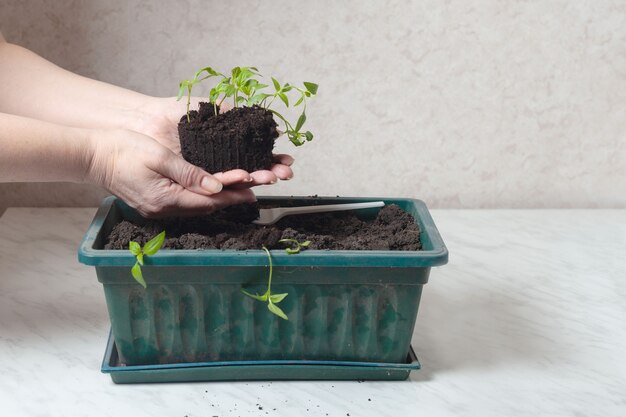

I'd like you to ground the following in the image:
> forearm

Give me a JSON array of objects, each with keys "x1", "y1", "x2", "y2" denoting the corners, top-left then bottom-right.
[
  {"x1": 0, "y1": 40, "x2": 153, "y2": 132},
  {"x1": 0, "y1": 112, "x2": 93, "y2": 183}
]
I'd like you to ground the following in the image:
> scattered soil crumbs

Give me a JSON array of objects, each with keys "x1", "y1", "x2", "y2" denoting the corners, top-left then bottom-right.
[{"x1": 104, "y1": 204, "x2": 422, "y2": 251}]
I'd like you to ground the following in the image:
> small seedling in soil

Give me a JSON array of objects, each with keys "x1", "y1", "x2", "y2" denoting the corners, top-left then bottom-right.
[
  {"x1": 176, "y1": 66, "x2": 318, "y2": 174},
  {"x1": 178, "y1": 65, "x2": 318, "y2": 146},
  {"x1": 241, "y1": 247, "x2": 288, "y2": 320},
  {"x1": 177, "y1": 67, "x2": 219, "y2": 122},
  {"x1": 278, "y1": 238, "x2": 311, "y2": 254},
  {"x1": 128, "y1": 231, "x2": 165, "y2": 288}
]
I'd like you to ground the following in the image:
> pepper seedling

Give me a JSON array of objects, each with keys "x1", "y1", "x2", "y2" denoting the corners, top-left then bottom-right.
[
  {"x1": 128, "y1": 231, "x2": 166, "y2": 288},
  {"x1": 263, "y1": 77, "x2": 317, "y2": 146},
  {"x1": 177, "y1": 67, "x2": 221, "y2": 122},
  {"x1": 241, "y1": 246, "x2": 288, "y2": 320},
  {"x1": 177, "y1": 66, "x2": 318, "y2": 146},
  {"x1": 278, "y1": 238, "x2": 311, "y2": 254}
]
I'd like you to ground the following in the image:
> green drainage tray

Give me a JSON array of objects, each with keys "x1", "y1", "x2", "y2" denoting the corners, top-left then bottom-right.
[{"x1": 101, "y1": 331, "x2": 420, "y2": 384}]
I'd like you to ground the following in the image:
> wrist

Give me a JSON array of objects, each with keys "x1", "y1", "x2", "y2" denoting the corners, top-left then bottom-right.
[{"x1": 82, "y1": 128, "x2": 114, "y2": 188}]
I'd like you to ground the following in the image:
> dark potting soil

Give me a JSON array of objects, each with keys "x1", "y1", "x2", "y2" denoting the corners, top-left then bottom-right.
[
  {"x1": 104, "y1": 204, "x2": 422, "y2": 251},
  {"x1": 178, "y1": 102, "x2": 278, "y2": 173}
]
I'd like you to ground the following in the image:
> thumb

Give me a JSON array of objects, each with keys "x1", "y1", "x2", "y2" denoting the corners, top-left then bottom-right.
[{"x1": 157, "y1": 153, "x2": 223, "y2": 195}]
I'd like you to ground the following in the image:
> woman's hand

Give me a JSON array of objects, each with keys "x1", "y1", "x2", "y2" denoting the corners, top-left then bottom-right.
[
  {"x1": 86, "y1": 128, "x2": 257, "y2": 218},
  {"x1": 134, "y1": 97, "x2": 295, "y2": 185}
]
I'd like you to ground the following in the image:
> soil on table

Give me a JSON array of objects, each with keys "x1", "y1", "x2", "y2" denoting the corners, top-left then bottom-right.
[
  {"x1": 178, "y1": 102, "x2": 278, "y2": 173},
  {"x1": 104, "y1": 204, "x2": 422, "y2": 251}
]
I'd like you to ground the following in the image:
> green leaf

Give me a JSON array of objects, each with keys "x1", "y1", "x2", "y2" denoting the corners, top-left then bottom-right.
[
  {"x1": 295, "y1": 112, "x2": 306, "y2": 132},
  {"x1": 282, "y1": 85, "x2": 293, "y2": 92},
  {"x1": 272, "y1": 77, "x2": 281, "y2": 91},
  {"x1": 278, "y1": 92, "x2": 289, "y2": 107},
  {"x1": 176, "y1": 82, "x2": 188, "y2": 101},
  {"x1": 279, "y1": 238, "x2": 301, "y2": 254},
  {"x1": 301, "y1": 241, "x2": 311, "y2": 247},
  {"x1": 238, "y1": 68, "x2": 254, "y2": 81},
  {"x1": 209, "y1": 88, "x2": 220, "y2": 102},
  {"x1": 224, "y1": 85, "x2": 236, "y2": 96},
  {"x1": 268, "y1": 302, "x2": 288, "y2": 320},
  {"x1": 143, "y1": 231, "x2": 165, "y2": 256},
  {"x1": 129, "y1": 241, "x2": 141, "y2": 256},
  {"x1": 215, "y1": 84, "x2": 228, "y2": 95},
  {"x1": 241, "y1": 288, "x2": 268, "y2": 302},
  {"x1": 244, "y1": 79, "x2": 259, "y2": 89},
  {"x1": 303, "y1": 82, "x2": 318, "y2": 95},
  {"x1": 236, "y1": 96, "x2": 245, "y2": 103},
  {"x1": 131, "y1": 262, "x2": 146, "y2": 288},
  {"x1": 304, "y1": 131, "x2": 314, "y2": 141},
  {"x1": 248, "y1": 93, "x2": 271, "y2": 105},
  {"x1": 287, "y1": 131, "x2": 304, "y2": 146},
  {"x1": 270, "y1": 293, "x2": 288, "y2": 303},
  {"x1": 294, "y1": 95, "x2": 304, "y2": 107},
  {"x1": 136, "y1": 252, "x2": 144, "y2": 266},
  {"x1": 196, "y1": 66, "x2": 219, "y2": 78},
  {"x1": 240, "y1": 86, "x2": 252, "y2": 96},
  {"x1": 216, "y1": 78, "x2": 230, "y2": 88}
]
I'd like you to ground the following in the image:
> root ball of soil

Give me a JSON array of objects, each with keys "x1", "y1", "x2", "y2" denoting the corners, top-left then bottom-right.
[{"x1": 178, "y1": 103, "x2": 278, "y2": 173}]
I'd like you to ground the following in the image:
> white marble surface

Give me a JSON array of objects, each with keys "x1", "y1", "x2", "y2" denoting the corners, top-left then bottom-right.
[
  {"x1": 1, "y1": 1, "x2": 625, "y2": 208},
  {"x1": 0, "y1": 207, "x2": 625, "y2": 416}
]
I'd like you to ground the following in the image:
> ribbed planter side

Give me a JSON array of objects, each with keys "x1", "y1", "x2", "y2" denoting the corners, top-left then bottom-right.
[{"x1": 100, "y1": 267, "x2": 427, "y2": 365}]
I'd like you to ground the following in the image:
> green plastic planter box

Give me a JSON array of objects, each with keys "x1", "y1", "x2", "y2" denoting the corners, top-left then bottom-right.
[{"x1": 79, "y1": 196, "x2": 447, "y2": 367}]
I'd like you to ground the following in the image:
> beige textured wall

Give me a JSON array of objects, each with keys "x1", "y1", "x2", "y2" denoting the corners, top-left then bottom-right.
[{"x1": 1, "y1": 0, "x2": 624, "y2": 208}]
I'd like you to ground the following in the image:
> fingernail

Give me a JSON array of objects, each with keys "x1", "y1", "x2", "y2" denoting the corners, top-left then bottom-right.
[
  {"x1": 270, "y1": 179, "x2": 277, "y2": 184},
  {"x1": 284, "y1": 156, "x2": 295, "y2": 166},
  {"x1": 245, "y1": 177, "x2": 254, "y2": 182},
  {"x1": 201, "y1": 176, "x2": 223, "y2": 193}
]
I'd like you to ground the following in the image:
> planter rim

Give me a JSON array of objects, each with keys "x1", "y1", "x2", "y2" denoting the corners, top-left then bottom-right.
[{"x1": 78, "y1": 196, "x2": 448, "y2": 268}]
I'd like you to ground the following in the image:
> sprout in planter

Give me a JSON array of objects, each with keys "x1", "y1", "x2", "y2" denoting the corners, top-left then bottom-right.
[
  {"x1": 128, "y1": 231, "x2": 165, "y2": 288},
  {"x1": 241, "y1": 246, "x2": 289, "y2": 320},
  {"x1": 278, "y1": 238, "x2": 311, "y2": 254},
  {"x1": 177, "y1": 66, "x2": 318, "y2": 147}
]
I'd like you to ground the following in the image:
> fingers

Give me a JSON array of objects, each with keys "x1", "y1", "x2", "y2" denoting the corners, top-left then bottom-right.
[
  {"x1": 273, "y1": 154, "x2": 294, "y2": 166},
  {"x1": 142, "y1": 187, "x2": 257, "y2": 218},
  {"x1": 247, "y1": 163, "x2": 294, "y2": 184},
  {"x1": 212, "y1": 169, "x2": 253, "y2": 186},
  {"x1": 154, "y1": 152, "x2": 223, "y2": 196},
  {"x1": 245, "y1": 155, "x2": 295, "y2": 184},
  {"x1": 218, "y1": 157, "x2": 294, "y2": 187},
  {"x1": 225, "y1": 163, "x2": 295, "y2": 190},
  {"x1": 172, "y1": 188, "x2": 257, "y2": 216},
  {"x1": 270, "y1": 163, "x2": 293, "y2": 180},
  {"x1": 224, "y1": 170, "x2": 275, "y2": 190},
  {"x1": 269, "y1": 154, "x2": 294, "y2": 180},
  {"x1": 150, "y1": 140, "x2": 294, "y2": 198},
  {"x1": 250, "y1": 170, "x2": 278, "y2": 185}
]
